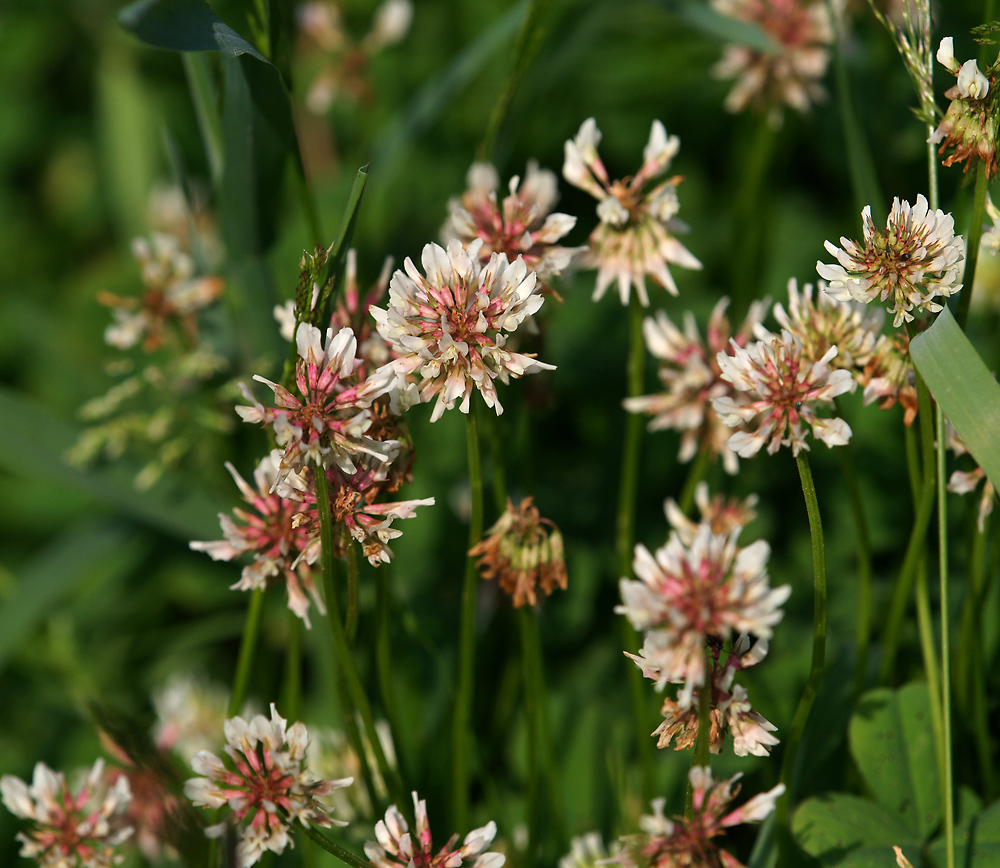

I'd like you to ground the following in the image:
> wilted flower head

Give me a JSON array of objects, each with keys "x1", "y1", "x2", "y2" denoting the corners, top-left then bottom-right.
[
  {"x1": 562, "y1": 118, "x2": 702, "y2": 305},
  {"x1": 185, "y1": 704, "x2": 352, "y2": 868},
  {"x1": 664, "y1": 483, "x2": 758, "y2": 546},
  {"x1": 650, "y1": 634, "x2": 778, "y2": 758},
  {"x1": 946, "y1": 422, "x2": 996, "y2": 532},
  {"x1": 712, "y1": 328, "x2": 855, "y2": 457},
  {"x1": 99, "y1": 233, "x2": 224, "y2": 352},
  {"x1": 365, "y1": 791, "x2": 505, "y2": 868},
  {"x1": 443, "y1": 161, "x2": 581, "y2": 288},
  {"x1": 931, "y1": 37, "x2": 998, "y2": 176},
  {"x1": 624, "y1": 298, "x2": 766, "y2": 474},
  {"x1": 617, "y1": 524, "x2": 789, "y2": 700},
  {"x1": 772, "y1": 278, "x2": 883, "y2": 373},
  {"x1": 817, "y1": 195, "x2": 965, "y2": 328},
  {"x1": 368, "y1": 240, "x2": 554, "y2": 422},
  {"x1": 469, "y1": 497, "x2": 566, "y2": 607},
  {"x1": 860, "y1": 331, "x2": 918, "y2": 426},
  {"x1": 238, "y1": 324, "x2": 400, "y2": 482},
  {"x1": 711, "y1": 0, "x2": 832, "y2": 124},
  {"x1": 615, "y1": 768, "x2": 784, "y2": 868},
  {"x1": 189, "y1": 453, "x2": 325, "y2": 627},
  {"x1": 153, "y1": 673, "x2": 229, "y2": 763},
  {"x1": 2, "y1": 760, "x2": 133, "y2": 868}
]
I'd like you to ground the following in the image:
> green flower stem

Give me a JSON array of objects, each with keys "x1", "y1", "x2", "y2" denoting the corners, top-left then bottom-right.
[
  {"x1": 519, "y1": 607, "x2": 542, "y2": 868},
  {"x1": 914, "y1": 555, "x2": 944, "y2": 780},
  {"x1": 299, "y1": 823, "x2": 371, "y2": 868},
  {"x1": 730, "y1": 119, "x2": 777, "y2": 313},
  {"x1": 345, "y1": 541, "x2": 360, "y2": 646},
  {"x1": 228, "y1": 588, "x2": 265, "y2": 717},
  {"x1": 879, "y1": 374, "x2": 937, "y2": 684},
  {"x1": 776, "y1": 452, "x2": 827, "y2": 868},
  {"x1": 315, "y1": 467, "x2": 406, "y2": 813},
  {"x1": 685, "y1": 653, "x2": 714, "y2": 819},
  {"x1": 375, "y1": 566, "x2": 404, "y2": 778},
  {"x1": 452, "y1": 401, "x2": 485, "y2": 832},
  {"x1": 617, "y1": 294, "x2": 655, "y2": 801},
  {"x1": 678, "y1": 447, "x2": 711, "y2": 517},
  {"x1": 956, "y1": 164, "x2": 989, "y2": 330},
  {"x1": 905, "y1": 424, "x2": 921, "y2": 505},
  {"x1": 937, "y1": 404, "x2": 955, "y2": 868},
  {"x1": 489, "y1": 415, "x2": 509, "y2": 516},
  {"x1": 282, "y1": 610, "x2": 302, "y2": 722},
  {"x1": 476, "y1": 0, "x2": 553, "y2": 163}
]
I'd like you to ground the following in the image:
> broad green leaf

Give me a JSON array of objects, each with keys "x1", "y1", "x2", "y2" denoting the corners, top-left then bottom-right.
[
  {"x1": 911, "y1": 308, "x2": 1000, "y2": 493},
  {"x1": 792, "y1": 793, "x2": 921, "y2": 867},
  {"x1": 0, "y1": 387, "x2": 224, "y2": 540},
  {"x1": 929, "y1": 799, "x2": 1000, "y2": 867},
  {"x1": 849, "y1": 685, "x2": 941, "y2": 839},
  {"x1": 118, "y1": 0, "x2": 266, "y2": 60},
  {"x1": 0, "y1": 522, "x2": 144, "y2": 673}
]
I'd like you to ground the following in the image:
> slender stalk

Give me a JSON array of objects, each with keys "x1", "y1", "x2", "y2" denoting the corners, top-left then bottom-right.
[
  {"x1": 282, "y1": 610, "x2": 302, "y2": 721},
  {"x1": 345, "y1": 541, "x2": 360, "y2": 646},
  {"x1": 776, "y1": 453, "x2": 827, "y2": 867},
  {"x1": 452, "y1": 402, "x2": 485, "y2": 832},
  {"x1": 730, "y1": 120, "x2": 777, "y2": 314},
  {"x1": 686, "y1": 653, "x2": 714, "y2": 818},
  {"x1": 678, "y1": 448, "x2": 711, "y2": 517},
  {"x1": 519, "y1": 608, "x2": 541, "y2": 868},
  {"x1": 937, "y1": 404, "x2": 955, "y2": 868},
  {"x1": 616, "y1": 294, "x2": 655, "y2": 800},
  {"x1": 375, "y1": 566, "x2": 403, "y2": 771},
  {"x1": 299, "y1": 823, "x2": 371, "y2": 868},
  {"x1": 914, "y1": 555, "x2": 944, "y2": 778},
  {"x1": 489, "y1": 414, "x2": 509, "y2": 516},
  {"x1": 956, "y1": 164, "x2": 989, "y2": 330},
  {"x1": 228, "y1": 588, "x2": 265, "y2": 717},
  {"x1": 315, "y1": 467, "x2": 406, "y2": 812},
  {"x1": 905, "y1": 424, "x2": 921, "y2": 505}
]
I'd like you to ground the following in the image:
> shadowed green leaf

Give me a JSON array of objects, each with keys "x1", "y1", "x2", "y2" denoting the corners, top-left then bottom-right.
[
  {"x1": 929, "y1": 799, "x2": 1000, "y2": 867},
  {"x1": 793, "y1": 793, "x2": 922, "y2": 867},
  {"x1": 118, "y1": 0, "x2": 266, "y2": 59},
  {"x1": 849, "y1": 684, "x2": 941, "y2": 839},
  {"x1": 911, "y1": 308, "x2": 1000, "y2": 494}
]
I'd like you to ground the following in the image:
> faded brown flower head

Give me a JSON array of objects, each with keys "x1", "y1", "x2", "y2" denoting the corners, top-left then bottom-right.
[
  {"x1": 470, "y1": 497, "x2": 566, "y2": 607},
  {"x1": 861, "y1": 332, "x2": 918, "y2": 426}
]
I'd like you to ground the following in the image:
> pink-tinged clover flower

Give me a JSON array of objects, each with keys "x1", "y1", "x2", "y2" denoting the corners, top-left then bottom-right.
[
  {"x1": 817, "y1": 195, "x2": 965, "y2": 328},
  {"x1": 624, "y1": 298, "x2": 765, "y2": 474},
  {"x1": 189, "y1": 453, "x2": 325, "y2": 627},
  {"x1": 617, "y1": 525, "x2": 789, "y2": 701},
  {"x1": 562, "y1": 118, "x2": 702, "y2": 305},
  {"x1": 365, "y1": 791, "x2": 505, "y2": 868},
  {"x1": 711, "y1": 0, "x2": 832, "y2": 124},
  {"x1": 861, "y1": 331, "x2": 919, "y2": 426},
  {"x1": 442, "y1": 161, "x2": 582, "y2": 290},
  {"x1": 238, "y1": 324, "x2": 400, "y2": 482},
  {"x1": 614, "y1": 768, "x2": 784, "y2": 868},
  {"x1": 185, "y1": 704, "x2": 352, "y2": 868},
  {"x1": 1, "y1": 760, "x2": 133, "y2": 868},
  {"x1": 712, "y1": 328, "x2": 855, "y2": 457},
  {"x1": 664, "y1": 483, "x2": 759, "y2": 546},
  {"x1": 368, "y1": 240, "x2": 554, "y2": 422}
]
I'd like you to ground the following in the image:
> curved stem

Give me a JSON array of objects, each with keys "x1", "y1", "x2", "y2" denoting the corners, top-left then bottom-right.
[
  {"x1": 937, "y1": 405, "x2": 955, "y2": 868},
  {"x1": 519, "y1": 607, "x2": 541, "y2": 868},
  {"x1": 776, "y1": 452, "x2": 827, "y2": 867},
  {"x1": 345, "y1": 541, "x2": 360, "y2": 646},
  {"x1": 375, "y1": 566, "x2": 404, "y2": 779},
  {"x1": 299, "y1": 824, "x2": 371, "y2": 868},
  {"x1": 228, "y1": 588, "x2": 265, "y2": 717},
  {"x1": 452, "y1": 402, "x2": 484, "y2": 832}
]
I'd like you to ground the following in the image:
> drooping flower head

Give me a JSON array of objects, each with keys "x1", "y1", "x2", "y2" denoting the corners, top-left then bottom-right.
[
  {"x1": 562, "y1": 118, "x2": 702, "y2": 305},
  {"x1": 624, "y1": 298, "x2": 766, "y2": 475},
  {"x1": 712, "y1": 328, "x2": 855, "y2": 457},
  {"x1": 772, "y1": 278, "x2": 883, "y2": 374},
  {"x1": 663, "y1": 482, "x2": 759, "y2": 546},
  {"x1": 817, "y1": 195, "x2": 965, "y2": 328},
  {"x1": 185, "y1": 704, "x2": 352, "y2": 868},
  {"x1": 2, "y1": 760, "x2": 133, "y2": 868},
  {"x1": 614, "y1": 768, "x2": 784, "y2": 868},
  {"x1": 189, "y1": 453, "x2": 325, "y2": 627},
  {"x1": 649, "y1": 634, "x2": 779, "y2": 758},
  {"x1": 368, "y1": 240, "x2": 555, "y2": 421},
  {"x1": 617, "y1": 524, "x2": 789, "y2": 700},
  {"x1": 946, "y1": 421, "x2": 996, "y2": 532},
  {"x1": 442, "y1": 161, "x2": 582, "y2": 290},
  {"x1": 365, "y1": 792, "x2": 505, "y2": 868},
  {"x1": 931, "y1": 37, "x2": 999, "y2": 177},
  {"x1": 711, "y1": 0, "x2": 832, "y2": 124},
  {"x1": 238, "y1": 324, "x2": 400, "y2": 483},
  {"x1": 469, "y1": 497, "x2": 567, "y2": 607},
  {"x1": 860, "y1": 331, "x2": 919, "y2": 426}
]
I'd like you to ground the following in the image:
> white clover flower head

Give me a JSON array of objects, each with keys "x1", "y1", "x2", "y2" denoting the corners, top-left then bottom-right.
[
  {"x1": 365, "y1": 792, "x2": 505, "y2": 868},
  {"x1": 958, "y1": 58, "x2": 990, "y2": 100},
  {"x1": 369, "y1": 240, "x2": 554, "y2": 422},
  {"x1": 817, "y1": 196, "x2": 965, "y2": 328},
  {"x1": 185, "y1": 704, "x2": 353, "y2": 868},
  {"x1": 617, "y1": 524, "x2": 789, "y2": 699},
  {"x1": 712, "y1": 328, "x2": 855, "y2": 457},
  {"x1": 663, "y1": 482, "x2": 759, "y2": 546},
  {"x1": 623, "y1": 297, "x2": 766, "y2": 474},
  {"x1": 562, "y1": 118, "x2": 702, "y2": 306},
  {"x1": 1, "y1": 760, "x2": 133, "y2": 868},
  {"x1": 615, "y1": 769, "x2": 784, "y2": 868}
]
